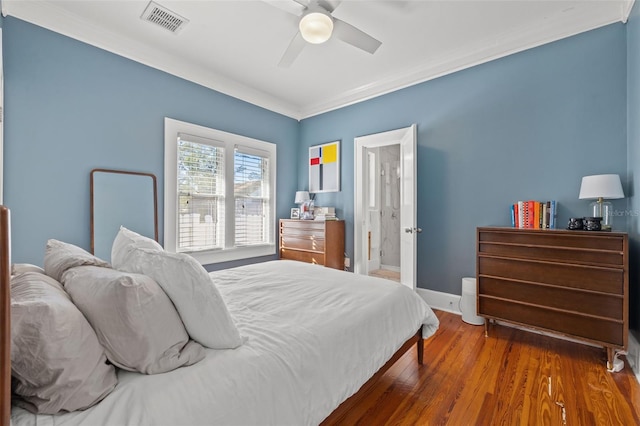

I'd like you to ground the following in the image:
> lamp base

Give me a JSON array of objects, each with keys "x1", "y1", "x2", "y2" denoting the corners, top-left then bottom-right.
[{"x1": 588, "y1": 199, "x2": 615, "y2": 231}]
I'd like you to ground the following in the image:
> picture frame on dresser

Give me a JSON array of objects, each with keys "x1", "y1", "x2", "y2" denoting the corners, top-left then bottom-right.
[{"x1": 290, "y1": 208, "x2": 300, "y2": 219}]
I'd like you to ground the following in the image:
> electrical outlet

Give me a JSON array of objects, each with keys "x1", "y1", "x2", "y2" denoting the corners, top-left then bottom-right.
[{"x1": 344, "y1": 257, "x2": 350, "y2": 268}]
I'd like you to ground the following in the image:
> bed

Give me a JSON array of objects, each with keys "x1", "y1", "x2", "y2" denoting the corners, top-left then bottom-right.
[{"x1": 1, "y1": 206, "x2": 439, "y2": 425}]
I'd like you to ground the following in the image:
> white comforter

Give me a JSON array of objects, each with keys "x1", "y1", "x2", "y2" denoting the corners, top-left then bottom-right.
[{"x1": 11, "y1": 260, "x2": 439, "y2": 426}]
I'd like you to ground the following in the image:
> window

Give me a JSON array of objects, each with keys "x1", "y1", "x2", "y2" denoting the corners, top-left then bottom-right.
[
  {"x1": 234, "y1": 146, "x2": 271, "y2": 247},
  {"x1": 165, "y1": 118, "x2": 276, "y2": 264}
]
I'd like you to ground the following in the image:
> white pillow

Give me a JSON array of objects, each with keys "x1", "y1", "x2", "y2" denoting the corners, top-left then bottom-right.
[
  {"x1": 62, "y1": 266, "x2": 206, "y2": 374},
  {"x1": 115, "y1": 247, "x2": 244, "y2": 349},
  {"x1": 44, "y1": 239, "x2": 110, "y2": 282},
  {"x1": 11, "y1": 263, "x2": 45, "y2": 276},
  {"x1": 111, "y1": 226, "x2": 163, "y2": 268},
  {"x1": 11, "y1": 272, "x2": 117, "y2": 414}
]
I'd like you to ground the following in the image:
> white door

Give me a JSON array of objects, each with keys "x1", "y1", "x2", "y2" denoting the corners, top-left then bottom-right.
[
  {"x1": 399, "y1": 125, "x2": 417, "y2": 290},
  {"x1": 354, "y1": 125, "x2": 418, "y2": 290}
]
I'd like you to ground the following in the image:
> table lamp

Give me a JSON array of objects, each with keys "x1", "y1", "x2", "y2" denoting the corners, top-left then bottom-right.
[
  {"x1": 294, "y1": 191, "x2": 310, "y2": 205},
  {"x1": 295, "y1": 190, "x2": 314, "y2": 219},
  {"x1": 578, "y1": 174, "x2": 624, "y2": 231}
]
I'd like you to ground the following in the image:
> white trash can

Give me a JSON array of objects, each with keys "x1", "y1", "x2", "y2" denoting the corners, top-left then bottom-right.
[{"x1": 460, "y1": 277, "x2": 484, "y2": 325}]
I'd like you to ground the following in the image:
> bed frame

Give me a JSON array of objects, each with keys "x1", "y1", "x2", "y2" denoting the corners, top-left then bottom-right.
[
  {"x1": 0, "y1": 204, "x2": 423, "y2": 424},
  {"x1": 1, "y1": 206, "x2": 11, "y2": 426}
]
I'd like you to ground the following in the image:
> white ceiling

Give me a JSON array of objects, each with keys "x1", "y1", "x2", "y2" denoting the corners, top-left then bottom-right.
[{"x1": 2, "y1": 0, "x2": 634, "y2": 120}]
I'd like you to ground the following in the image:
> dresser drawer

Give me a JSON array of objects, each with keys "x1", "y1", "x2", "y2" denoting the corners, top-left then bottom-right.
[
  {"x1": 478, "y1": 230, "x2": 624, "y2": 251},
  {"x1": 281, "y1": 235, "x2": 325, "y2": 252},
  {"x1": 280, "y1": 249, "x2": 325, "y2": 265},
  {"x1": 478, "y1": 277, "x2": 623, "y2": 321},
  {"x1": 479, "y1": 297, "x2": 624, "y2": 346},
  {"x1": 281, "y1": 220, "x2": 325, "y2": 231},
  {"x1": 280, "y1": 227, "x2": 325, "y2": 239},
  {"x1": 478, "y1": 256, "x2": 623, "y2": 294},
  {"x1": 478, "y1": 242, "x2": 623, "y2": 267}
]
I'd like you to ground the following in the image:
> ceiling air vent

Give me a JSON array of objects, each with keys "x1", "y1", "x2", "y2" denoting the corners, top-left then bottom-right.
[{"x1": 141, "y1": 1, "x2": 189, "y2": 34}]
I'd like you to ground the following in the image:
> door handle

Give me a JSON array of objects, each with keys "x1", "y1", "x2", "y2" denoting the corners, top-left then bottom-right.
[{"x1": 404, "y1": 227, "x2": 413, "y2": 233}]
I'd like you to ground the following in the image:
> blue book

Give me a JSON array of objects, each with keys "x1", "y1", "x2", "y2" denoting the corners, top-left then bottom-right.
[{"x1": 511, "y1": 204, "x2": 515, "y2": 227}]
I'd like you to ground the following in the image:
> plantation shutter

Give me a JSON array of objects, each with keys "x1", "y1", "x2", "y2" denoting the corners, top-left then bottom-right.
[
  {"x1": 234, "y1": 145, "x2": 270, "y2": 247},
  {"x1": 177, "y1": 133, "x2": 225, "y2": 252}
]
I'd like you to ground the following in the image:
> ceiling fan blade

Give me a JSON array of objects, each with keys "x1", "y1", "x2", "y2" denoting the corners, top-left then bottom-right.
[
  {"x1": 261, "y1": 0, "x2": 306, "y2": 16},
  {"x1": 278, "y1": 31, "x2": 307, "y2": 68},
  {"x1": 333, "y1": 18, "x2": 381, "y2": 54},
  {"x1": 317, "y1": 0, "x2": 341, "y2": 13}
]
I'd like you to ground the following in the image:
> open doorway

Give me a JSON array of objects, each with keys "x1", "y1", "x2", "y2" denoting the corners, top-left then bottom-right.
[
  {"x1": 366, "y1": 145, "x2": 401, "y2": 283},
  {"x1": 354, "y1": 125, "x2": 418, "y2": 291}
]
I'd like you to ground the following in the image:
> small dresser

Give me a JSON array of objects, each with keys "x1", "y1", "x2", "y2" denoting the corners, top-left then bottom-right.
[
  {"x1": 476, "y1": 227, "x2": 628, "y2": 369},
  {"x1": 279, "y1": 219, "x2": 345, "y2": 270}
]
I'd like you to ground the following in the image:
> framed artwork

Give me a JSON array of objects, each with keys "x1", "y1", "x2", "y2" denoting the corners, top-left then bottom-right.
[
  {"x1": 309, "y1": 141, "x2": 340, "y2": 193},
  {"x1": 290, "y1": 207, "x2": 300, "y2": 219}
]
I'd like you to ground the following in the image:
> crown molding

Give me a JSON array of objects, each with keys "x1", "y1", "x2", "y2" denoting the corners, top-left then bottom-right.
[
  {"x1": 2, "y1": 1, "x2": 630, "y2": 121},
  {"x1": 297, "y1": 6, "x2": 627, "y2": 118},
  {"x1": 2, "y1": 1, "x2": 303, "y2": 119},
  {"x1": 622, "y1": 0, "x2": 636, "y2": 23}
]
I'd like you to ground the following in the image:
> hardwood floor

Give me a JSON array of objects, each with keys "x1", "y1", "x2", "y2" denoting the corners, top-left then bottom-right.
[
  {"x1": 322, "y1": 310, "x2": 640, "y2": 425},
  {"x1": 369, "y1": 269, "x2": 401, "y2": 283}
]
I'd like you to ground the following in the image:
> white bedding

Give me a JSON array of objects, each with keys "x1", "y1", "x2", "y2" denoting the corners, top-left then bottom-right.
[{"x1": 11, "y1": 260, "x2": 439, "y2": 426}]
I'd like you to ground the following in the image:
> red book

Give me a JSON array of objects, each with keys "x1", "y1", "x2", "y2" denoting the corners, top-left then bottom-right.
[
  {"x1": 533, "y1": 201, "x2": 540, "y2": 229},
  {"x1": 527, "y1": 200, "x2": 535, "y2": 228}
]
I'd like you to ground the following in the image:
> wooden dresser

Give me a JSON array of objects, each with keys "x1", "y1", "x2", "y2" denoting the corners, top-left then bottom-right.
[
  {"x1": 279, "y1": 219, "x2": 345, "y2": 270},
  {"x1": 476, "y1": 227, "x2": 628, "y2": 369}
]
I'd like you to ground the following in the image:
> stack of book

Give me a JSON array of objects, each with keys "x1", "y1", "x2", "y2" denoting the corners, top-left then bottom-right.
[
  {"x1": 511, "y1": 200, "x2": 558, "y2": 229},
  {"x1": 314, "y1": 206, "x2": 338, "y2": 221}
]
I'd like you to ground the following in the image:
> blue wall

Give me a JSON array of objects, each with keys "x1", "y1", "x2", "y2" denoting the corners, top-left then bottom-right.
[
  {"x1": 627, "y1": 2, "x2": 640, "y2": 336},
  {"x1": 2, "y1": 16, "x2": 631, "y2": 299},
  {"x1": 299, "y1": 24, "x2": 628, "y2": 294},
  {"x1": 3, "y1": 17, "x2": 299, "y2": 267}
]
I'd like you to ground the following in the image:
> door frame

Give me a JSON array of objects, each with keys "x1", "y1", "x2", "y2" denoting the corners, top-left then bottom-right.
[{"x1": 354, "y1": 124, "x2": 417, "y2": 289}]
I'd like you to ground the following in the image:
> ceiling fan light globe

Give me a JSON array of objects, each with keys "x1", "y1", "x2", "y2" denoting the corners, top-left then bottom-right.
[{"x1": 299, "y1": 12, "x2": 333, "y2": 44}]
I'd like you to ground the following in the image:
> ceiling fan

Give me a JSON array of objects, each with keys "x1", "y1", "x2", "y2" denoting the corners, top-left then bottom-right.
[{"x1": 263, "y1": 0, "x2": 382, "y2": 68}]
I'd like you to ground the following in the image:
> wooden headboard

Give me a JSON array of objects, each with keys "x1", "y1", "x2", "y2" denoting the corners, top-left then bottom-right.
[{"x1": 1, "y1": 205, "x2": 10, "y2": 425}]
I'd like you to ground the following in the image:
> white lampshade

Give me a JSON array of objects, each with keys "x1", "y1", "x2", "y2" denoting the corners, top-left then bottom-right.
[
  {"x1": 295, "y1": 190, "x2": 310, "y2": 204},
  {"x1": 299, "y1": 11, "x2": 333, "y2": 44},
  {"x1": 578, "y1": 174, "x2": 624, "y2": 200}
]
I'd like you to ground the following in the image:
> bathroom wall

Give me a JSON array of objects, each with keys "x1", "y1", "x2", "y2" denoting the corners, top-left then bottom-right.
[{"x1": 379, "y1": 145, "x2": 400, "y2": 269}]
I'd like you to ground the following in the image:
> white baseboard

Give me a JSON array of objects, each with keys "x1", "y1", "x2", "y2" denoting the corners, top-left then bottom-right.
[
  {"x1": 416, "y1": 288, "x2": 461, "y2": 315},
  {"x1": 627, "y1": 332, "x2": 640, "y2": 383}
]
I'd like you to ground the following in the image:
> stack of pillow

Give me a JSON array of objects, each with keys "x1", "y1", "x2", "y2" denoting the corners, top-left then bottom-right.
[{"x1": 10, "y1": 227, "x2": 244, "y2": 414}]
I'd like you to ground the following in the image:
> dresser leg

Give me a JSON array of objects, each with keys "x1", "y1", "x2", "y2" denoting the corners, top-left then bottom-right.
[{"x1": 606, "y1": 347, "x2": 625, "y2": 372}]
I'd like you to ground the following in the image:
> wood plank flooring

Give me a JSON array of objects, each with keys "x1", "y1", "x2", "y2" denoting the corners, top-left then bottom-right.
[
  {"x1": 369, "y1": 269, "x2": 401, "y2": 283},
  {"x1": 322, "y1": 310, "x2": 640, "y2": 425}
]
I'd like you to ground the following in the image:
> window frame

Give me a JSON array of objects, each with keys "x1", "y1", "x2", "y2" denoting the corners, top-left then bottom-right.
[{"x1": 164, "y1": 118, "x2": 277, "y2": 265}]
